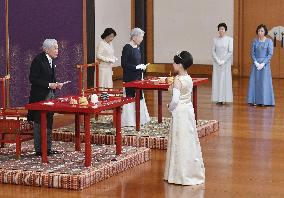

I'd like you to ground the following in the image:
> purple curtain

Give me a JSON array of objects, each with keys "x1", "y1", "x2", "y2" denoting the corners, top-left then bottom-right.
[
  {"x1": 0, "y1": 0, "x2": 5, "y2": 76},
  {"x1": 9, "y1": 0, "x2": 83, "y2": 107}
]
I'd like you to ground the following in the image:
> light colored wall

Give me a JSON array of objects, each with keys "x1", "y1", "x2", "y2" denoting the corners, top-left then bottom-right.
[
  {"x1": 95, "y1": 0, "x2": 131, "y2": 66},
  {"x1": 154, "y1": 0, "x2": 234, "y2": 64}
]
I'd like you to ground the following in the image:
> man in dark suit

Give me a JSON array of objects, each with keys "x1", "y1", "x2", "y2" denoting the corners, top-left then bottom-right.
[{"x1": 27, "y1": 39, "x2": 63, "y2": 156}]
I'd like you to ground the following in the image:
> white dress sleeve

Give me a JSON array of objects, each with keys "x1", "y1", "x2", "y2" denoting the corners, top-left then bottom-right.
[
  {"x1": 168, "y1": 88, "x2": 180, "y2": 112},
  {"x1": 96, "y1": 41, "x2": 113, "y2": 63},
  {"x1": 212, "y1": 38, "x2": 220, "y2": 64},
  {"x1": 223, "y1": 37, "x2": 233, "y2": 63}
]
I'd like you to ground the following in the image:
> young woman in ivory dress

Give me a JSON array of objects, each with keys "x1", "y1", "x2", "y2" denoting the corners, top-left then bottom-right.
[
  {"x1": 121, "y1": 28, "x2": 150, "y2": 127},
  {"x1": 164, "y1": 51, "x2": 205, "y2": 186},
  {"x1": 211, "y1": 23, "x2": 233, "y2": 105},
  {"x1": 96, "y1": 28, "x2": 117, "y2": 88}
]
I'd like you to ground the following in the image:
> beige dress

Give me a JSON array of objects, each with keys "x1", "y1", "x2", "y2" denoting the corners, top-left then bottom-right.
[
  {"x1": 164, "y1": 75, "x2": 205, "y2": 185},
  {"x1": 96, "y1": 40, "x2": 116, "y2": 88}
]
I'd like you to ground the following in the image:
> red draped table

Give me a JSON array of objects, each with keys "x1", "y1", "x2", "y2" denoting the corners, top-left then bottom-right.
[
  {"x1": 123, "y1": 77, "x2": 208, "y2": 131},
  {"x1": 25, "y1": 96, "x2": 135, "y2": 167}
]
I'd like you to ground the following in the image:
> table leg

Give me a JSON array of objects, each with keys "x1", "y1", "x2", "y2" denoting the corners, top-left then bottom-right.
[
  {"x1": 40, "y1": 111, "x2": 48, "y2": 163},
  {"x1": 1, "y1": 80, "x2": 6, "y2": 110},
  {"x1": 135, "y1": 89, "x2": 141, "y2": 131},
  {"x1": 75, "y1": 114, "x2": 81, "y2": 151},
  {"x1": 113, "y1": 108, "x2": 117, "y2": 128},
  {"x1": 158, "y1": 90, "x2": 163, "y2": 123},
  {"x1": 84, "y1": 114, "x2": 91, "y2": 167},
  {"x1": 193, "y1": 86, "x2": 198, "y2": 121},
  {"x1": 115, "y1": 106, "x2": 122, "y2": 155}
]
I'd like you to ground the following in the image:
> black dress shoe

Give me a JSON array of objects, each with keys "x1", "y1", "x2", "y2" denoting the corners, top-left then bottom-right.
[
  {"x1": 35, "y1": 150, "x2": 61, "y2": 156},
  {"x1": 48, "y1": 150, "x2": 61, "y2": 156},
  {"x1": 256, "y1": 104, "x2": 265, "y2": 107},
  {"x1": 248, "y1": 103, "x2": 257, "y2": 106}
]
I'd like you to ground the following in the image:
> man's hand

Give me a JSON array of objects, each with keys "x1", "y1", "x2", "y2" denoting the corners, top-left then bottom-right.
[
  {"x1": 56, "y1": 83, "x2": 63, "y2": 89},
  {"x1": 49, "y1": 83, "x2": 57, "y2": 89}
]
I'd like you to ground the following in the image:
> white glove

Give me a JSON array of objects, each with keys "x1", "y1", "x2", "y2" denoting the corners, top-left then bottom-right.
[
  {"x1": 142, "y1": 63, "x2": 150, "y2": 70},
  {"x1": 254, "y1": 61, "x2": 260, "y2": 70},
  {"x1": 219, "y1": 60, "x2": 225, "y2": 66},
  {"x1": 258, "y1": 63, "x2": 265, "y2": 70},
  {"x1": 140, "y1": 64, "x2": 147, "y2": 70},
  {"x1": 216, "y1": 58, "x2": 221, "y2": 65},
  {"x1": 254, "y1": 61, "x2": 259, "y2": 68},
  {"x1": 136, "y1": 64, "x2": 145, "y2": 70},
  {"x1": 109, "y1": 58, "x2": 116, "y2": 63},
  {"x1": 254, "y1": 61, "x2": 264, "y2": 70}
]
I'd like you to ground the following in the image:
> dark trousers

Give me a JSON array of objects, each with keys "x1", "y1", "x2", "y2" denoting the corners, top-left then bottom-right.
[{"x1": 33, "y1": 91, "x2": 55, "y2": 153}]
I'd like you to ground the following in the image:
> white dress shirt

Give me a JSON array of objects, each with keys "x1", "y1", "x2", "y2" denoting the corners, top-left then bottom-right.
[{"x1": 46, "y1": 53, "x2": 53, "y2": 68}]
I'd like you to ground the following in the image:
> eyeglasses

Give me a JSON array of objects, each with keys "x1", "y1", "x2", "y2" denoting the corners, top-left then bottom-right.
[{"x1": 176, "y1": 51, "x2": 182, "y2": 60}]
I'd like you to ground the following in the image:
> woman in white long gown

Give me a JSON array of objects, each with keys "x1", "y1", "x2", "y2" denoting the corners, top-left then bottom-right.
[
  {"x1": 164, "y1": 51, "x2": 205, "y2": 186},
  {"x1": 121, "y1": 28, "x2": 150, "y2": 127},
  {"x1": 212, "y1": 23, "x2": 233, "y2": 104},
  {"x1": 96, "y1": 28, "x2": 117, "y2": 88}
]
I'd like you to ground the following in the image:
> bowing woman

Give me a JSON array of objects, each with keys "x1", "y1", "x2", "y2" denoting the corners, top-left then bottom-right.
[{"x1": 121, "y1": 28, "x2": 150, "y2": 127}]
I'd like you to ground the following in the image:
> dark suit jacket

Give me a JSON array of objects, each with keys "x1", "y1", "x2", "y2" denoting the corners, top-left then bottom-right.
[
  {"x1": 121, "y1": 44, "x2": 143, "y2": 99},
  {"x1": 121, "y1": 44, "x2": 143, "y2": 83},
  {"x1": 27, "y1": 52, "x2": 56, "y2": 122}
]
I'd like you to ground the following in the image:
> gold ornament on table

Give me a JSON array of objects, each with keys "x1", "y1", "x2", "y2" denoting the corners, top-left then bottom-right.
[
  {"x1": 158, "y1": 77, "x2": 167, "y2": 84},
  {"x1": 78, "y1": 96, "x2": 88, "y2": 105},
  {"x1": 166, "y1": 70, "x2": 174, "y2": 84},
  {"x1": 78, "y1": 88, "x2": 88, "y2": 105},
  {"x1": 78, "y1": 66, "x2": 89, "y2": 105},
  {"x1": 82, "y1": 87, "x2": 85, "y2": 97}
]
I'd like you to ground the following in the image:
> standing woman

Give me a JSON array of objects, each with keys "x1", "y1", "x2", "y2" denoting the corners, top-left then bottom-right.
[
  {"x1": 247, "y1": 24, "x2": 274, "y2": 106},
  {"x1": 164, "y1": 51, "x2": 205, "y2": 185},
  {"x1": 211, "y1": 23, "x2": 233, "y2": 105},
  {"x1": 96, "y1": 28, "x2": 117, "y2": 88},
  {"x1": 121, "y1": 28, "x2": 150, "y2": 127}
]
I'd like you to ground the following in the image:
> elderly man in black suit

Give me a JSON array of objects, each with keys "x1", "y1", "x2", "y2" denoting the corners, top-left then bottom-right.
[{"x1": 27, "y1": 39, "x2": 63, "y2": 156}]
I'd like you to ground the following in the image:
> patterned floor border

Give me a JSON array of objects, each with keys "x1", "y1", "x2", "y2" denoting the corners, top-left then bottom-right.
[
  {"x1": 53, "y1": 117, "x2": 219, "y2": 150},
  {"x1": 0, "y1": 141, "x2": 151, "y2": 190},
  {"x1": 0, "y1": 117, "x2": 218, "y2": 190}
]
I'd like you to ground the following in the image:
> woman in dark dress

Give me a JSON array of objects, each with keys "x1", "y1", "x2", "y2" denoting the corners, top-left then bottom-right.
[{"x1": 121, "y1": 28, "x2": 150, "y2": 127}]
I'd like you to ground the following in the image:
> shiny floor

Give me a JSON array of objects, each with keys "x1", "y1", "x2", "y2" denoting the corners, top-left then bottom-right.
[{"x1": 1, "y1": 77, "x2": 284, "y2": 198}]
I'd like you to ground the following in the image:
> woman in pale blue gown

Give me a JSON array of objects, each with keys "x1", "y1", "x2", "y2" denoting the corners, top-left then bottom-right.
[{"x1": 247, "y1": 24, "x2": 275, "y2": 106}]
